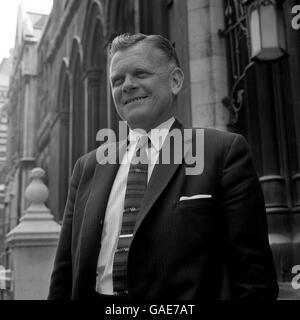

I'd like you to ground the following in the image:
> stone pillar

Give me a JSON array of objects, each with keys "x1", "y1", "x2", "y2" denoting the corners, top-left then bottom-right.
[
  {"x1": 187, "y1": 0, "x2": 229, "y2": 130},
  {"x1": 6, "y1": 168, "x2": 61, "y2": 300}
]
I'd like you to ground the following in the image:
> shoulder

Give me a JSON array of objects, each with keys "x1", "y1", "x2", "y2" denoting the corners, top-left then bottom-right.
[
  {"x1": 76, "y1": 148, "x2": 98, "y2": 171},
  {"x1": 183, "y1": 127, "x2": 252, "y2": 168},
  {"x1": 74, "y1": 139, "x2": 122, "y2": 172},
  {"x1": 188, "y1": 127, "x2": 248, "y2": 150},
  {"x1": 203, "y1": 127, "x2": 242, "y2": 143}
]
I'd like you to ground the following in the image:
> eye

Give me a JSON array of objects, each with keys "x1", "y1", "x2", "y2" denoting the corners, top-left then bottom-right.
[
  {"x1": 135, "y1": 71, "x2": 150, "y2": 78},
  {"x1": 112, "y1": 77, "x2": 124, "y2": 87}
]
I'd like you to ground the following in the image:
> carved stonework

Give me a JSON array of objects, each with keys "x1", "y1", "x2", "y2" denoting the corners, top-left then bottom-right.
[
  {"x1": 6, "y1": 168, "x2": 61, "y2": 299},
  {"x1": 6, "y1": 167, "x2": 61, "y2": 246}
]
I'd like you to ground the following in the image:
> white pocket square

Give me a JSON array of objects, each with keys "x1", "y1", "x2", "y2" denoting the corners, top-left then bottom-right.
[{"x1": 179, "y1": 194, "x2": 212, "y2": 201}]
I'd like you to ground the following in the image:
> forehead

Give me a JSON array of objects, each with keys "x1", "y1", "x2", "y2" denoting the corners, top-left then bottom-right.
[{"x1": 110, "y1": 42, "x2": 169, "y2": 75}]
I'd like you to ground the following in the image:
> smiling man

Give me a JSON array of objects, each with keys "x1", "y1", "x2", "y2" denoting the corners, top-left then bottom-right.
[
  {"x1": 109, "y1": 36, "x2": 183, "y2": 132},
  {"x1": 48, "y1": 33, "x2": 278, "y2": 300}
]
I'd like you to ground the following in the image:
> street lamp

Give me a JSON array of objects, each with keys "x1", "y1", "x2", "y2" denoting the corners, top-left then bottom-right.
[{"x1": 249, "y1": 0, "x2": 286, "y2": 61}]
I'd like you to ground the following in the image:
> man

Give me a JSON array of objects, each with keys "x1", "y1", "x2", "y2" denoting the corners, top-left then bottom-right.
[{"x1": 48, "y1": 33, "x2": 278, "y2": 300}]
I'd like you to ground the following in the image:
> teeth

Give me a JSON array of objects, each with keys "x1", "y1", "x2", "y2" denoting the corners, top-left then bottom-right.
[{"x1": 126, "y1": 97, "x2": 147, "y2": 104}]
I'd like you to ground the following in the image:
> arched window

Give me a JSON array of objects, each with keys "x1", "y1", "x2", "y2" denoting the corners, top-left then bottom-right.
[
  {"x1": 56, "y1": 58, "x2": 71, "y2": 221},
  {"x1": 69, "y1": 37, "x2": 85, "y2": 167},
  {"x1": 82, "y1": 0, "x2": 108, "y2": 151}
]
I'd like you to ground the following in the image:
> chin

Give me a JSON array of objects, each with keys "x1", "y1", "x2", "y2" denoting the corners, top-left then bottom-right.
[
  {"x1": 128, "y1": 121, "x2": 148, "y2": 131},
  {"x1": 126, "y1": 112, "x2": 152, "y2": 130}
]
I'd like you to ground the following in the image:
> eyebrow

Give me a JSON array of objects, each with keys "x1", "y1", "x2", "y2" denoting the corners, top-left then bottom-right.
[
  {"x1": 134, "y1": 66, "x2": 150, "y2": 72},
  {"x1": 110, "y1": 66, "x2": 153, "y2": 80}
]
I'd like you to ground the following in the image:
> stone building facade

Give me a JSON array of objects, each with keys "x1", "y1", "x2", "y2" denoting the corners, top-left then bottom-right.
[
  {"x1": 35, "y1": 0, "x2": 229, "y2": 221},
  {"x1": 0, "y1": 55, "x2": 12, "y2": 265},
  {"x1": 2, "y1": 5, "x2": 49, "y2": 268},
  {"x1": 3, "y1": 0, "x2": 300, "y2": 299}
]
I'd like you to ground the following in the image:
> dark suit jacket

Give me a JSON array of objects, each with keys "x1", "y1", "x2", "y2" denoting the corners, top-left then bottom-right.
[{"x1": 48, "y1": 120, "x2": 278, "y2": 300}]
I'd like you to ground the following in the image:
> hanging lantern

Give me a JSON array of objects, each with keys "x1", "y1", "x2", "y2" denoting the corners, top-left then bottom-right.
[{"x1": 249, "y1": 0, "x2": 286, "y2": 61}]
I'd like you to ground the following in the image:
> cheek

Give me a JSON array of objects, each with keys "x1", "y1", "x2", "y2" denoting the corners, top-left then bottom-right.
[
  {"x1": 112, "y1": 89, "x2": 119, "y2": 101},
  {"x1": 154, "y1": 81, "x2": 171, "y2": 97},
  {"x1": 153, "y1": 88, "x2": 172, "y2": 105},
  {"x1": 112, "y1": 90, "x2": 123, "y2": 108}
]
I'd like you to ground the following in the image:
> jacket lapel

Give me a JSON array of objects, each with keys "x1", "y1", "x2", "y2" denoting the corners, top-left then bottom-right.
[
  {"x1": 83, "y1": 139, "x2": 127, "y2": 231},
  {"x1": 133, "y1": 119, "x2": 186, "y2": 236},
  {"x1": 76, "y1": 140, "x2": 127, "y2": 284}
]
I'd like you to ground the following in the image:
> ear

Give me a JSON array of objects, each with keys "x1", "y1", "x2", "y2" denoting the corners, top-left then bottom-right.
[{"x1": 170, "y1": 67, "x2": 184, "y2": 96}]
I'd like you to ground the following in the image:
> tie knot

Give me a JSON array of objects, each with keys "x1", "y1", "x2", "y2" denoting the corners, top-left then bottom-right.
[
  {"x1": 136, "y1": 135, "x2": 149, "y2": 149},
  {"x1": 133, "y1": 136, "x2": 149, "y2": 165}
]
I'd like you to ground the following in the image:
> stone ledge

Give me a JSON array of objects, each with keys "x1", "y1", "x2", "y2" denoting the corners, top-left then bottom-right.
[{"x1": 278, "y1": 282, "x2": 300, "y2": 300}]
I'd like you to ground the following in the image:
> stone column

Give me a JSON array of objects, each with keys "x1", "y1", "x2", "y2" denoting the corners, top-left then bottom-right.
[
  {"x1": 187, "y1": 0, "x2": 229, "y2": 130},
  {"x1": 6, "y1": 168, "x2": 61, "y2": 300}
]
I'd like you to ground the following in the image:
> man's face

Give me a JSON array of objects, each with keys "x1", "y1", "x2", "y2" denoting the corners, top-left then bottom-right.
[{"x1": 110, "y1": 42, "x2": 181, "y2": 131}]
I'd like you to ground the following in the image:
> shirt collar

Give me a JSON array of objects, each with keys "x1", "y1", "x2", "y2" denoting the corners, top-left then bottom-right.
[{"x1": 128, "y1": 117, "x2": 175, "y2": 152}]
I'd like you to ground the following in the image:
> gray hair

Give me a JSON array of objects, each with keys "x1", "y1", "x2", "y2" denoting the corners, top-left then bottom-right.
[{"x1": 109, "y1": 33, "x2": 181, "y2": 68}]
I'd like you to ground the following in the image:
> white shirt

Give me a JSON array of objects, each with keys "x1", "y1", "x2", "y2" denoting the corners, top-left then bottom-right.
[{"x1": 95, "y1": 117, "x2": 175, "y2": 294}]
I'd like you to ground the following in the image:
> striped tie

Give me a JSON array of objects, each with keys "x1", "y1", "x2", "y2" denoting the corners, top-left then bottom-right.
[{"x1": 112, "y1": 136, "x2": 149, "y2": 295}]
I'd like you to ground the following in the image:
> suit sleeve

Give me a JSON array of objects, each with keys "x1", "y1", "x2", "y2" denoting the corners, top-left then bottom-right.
[
  {"x1": 47, "y1": 158, "x2": 82, "y2": 300},
  {"x1": 221, "y1": 134, "x2": 278, "y2": 300}
]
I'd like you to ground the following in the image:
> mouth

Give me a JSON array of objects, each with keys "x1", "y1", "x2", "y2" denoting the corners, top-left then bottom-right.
[{"x1": 124, "y1": 96, "x2": 148, "y2": 105}]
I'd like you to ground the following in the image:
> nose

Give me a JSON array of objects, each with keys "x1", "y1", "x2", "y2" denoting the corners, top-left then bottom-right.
[{"x1": 122, "y1": 75, "x2": 138, "y2": 93}]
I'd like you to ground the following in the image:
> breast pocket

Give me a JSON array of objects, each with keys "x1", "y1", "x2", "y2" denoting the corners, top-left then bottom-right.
[
  {"x1": 175, "y1": 198, "x2": 215, "y2": 210},
  {"x1": 172, "y1": 198, "x2": 219, "y2": 244}
]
